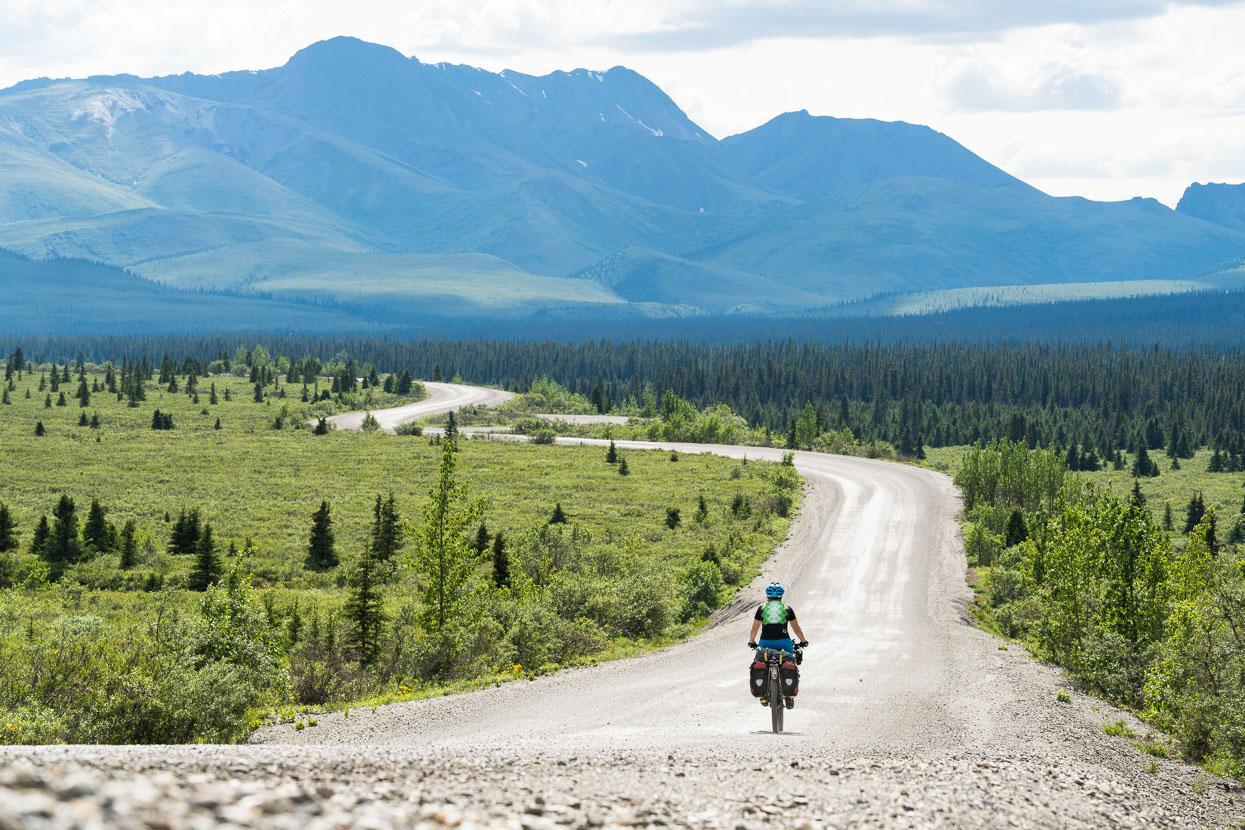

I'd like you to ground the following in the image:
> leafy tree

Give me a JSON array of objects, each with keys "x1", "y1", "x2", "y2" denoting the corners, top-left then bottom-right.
[
  {"x1": 83, "y1": 498, "x2": 111, "y2": 553},
  {"x1": 118, "y1": 520, "x2": 137, "y2": 569},
  {"x1": 306, "y1": 501, "x2": 338, "y2": 571},
  {"x1": 410, "y1": 438, "x2": 481, "y2": 638},
  {"x1": 0, "y1": 502, "x2": 17, "y2": 552},
  {"x1": 344, "y1": 548, "x2": 385, "y2": 665},
  {"x1": 187, "y1": 523, "x2": 222, "y2": 591},
  {"x1": 549, "y1": 502, "x2": 568, "y2": 525}
]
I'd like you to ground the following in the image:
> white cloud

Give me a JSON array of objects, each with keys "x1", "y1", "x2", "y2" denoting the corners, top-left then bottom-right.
[
  {"x1": 0, "y1": 0, "x2": 1243, "y2": 204},
  {"x1": 938, "y1": 57, "x2": 1122, "y2": 111}
]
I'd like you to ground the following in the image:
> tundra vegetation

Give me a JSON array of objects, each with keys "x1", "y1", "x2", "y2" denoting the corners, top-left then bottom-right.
[{"x1": 0, "y1": 346, "x2": 796, "y2": 744}]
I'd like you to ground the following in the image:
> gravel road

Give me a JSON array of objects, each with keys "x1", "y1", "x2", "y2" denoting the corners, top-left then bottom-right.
[
  {"x1": 327, "y1": 381, "x2": 514, "y2": 432},
  {"x1": 3, "y1": 387, "x2": 1242, "y2": 828}
]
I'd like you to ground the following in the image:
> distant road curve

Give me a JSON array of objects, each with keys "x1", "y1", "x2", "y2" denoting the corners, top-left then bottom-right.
[{"x1": 327, "y1": 381, "x2": 515, "y2": 433}]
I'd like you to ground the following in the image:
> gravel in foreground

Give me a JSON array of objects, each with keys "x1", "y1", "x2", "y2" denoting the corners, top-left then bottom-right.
[{"x1": 2, "y1": 745, "x2": 1242, "y2": 829}]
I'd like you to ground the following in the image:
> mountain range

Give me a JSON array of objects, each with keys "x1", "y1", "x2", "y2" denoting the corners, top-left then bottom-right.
[{"x1": 2, "y1": 35, "x2": 1245, "y2": 321}]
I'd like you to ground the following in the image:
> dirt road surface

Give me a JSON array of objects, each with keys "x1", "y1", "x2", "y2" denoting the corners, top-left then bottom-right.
[
  {"x1": 327, "y1": 381, "x2": 514, "y2": 432},
  {"x1": 3, "y1": 387, "x2": 1241, "y2": 828}
]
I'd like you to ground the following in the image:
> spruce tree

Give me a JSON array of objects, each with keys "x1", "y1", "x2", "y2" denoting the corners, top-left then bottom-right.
[
  {"x1": 1163, "y1": 502, "x2": 1174, "y2": 531},
  {"x1": 491, "y1": 531, "x2": 509, "y2": 587},
  {"x1": 1184, "y1": 492, "x2": 1206, "y2": 534},
  {"x1": 606, "y1": 440, "x2": 618, "y2": 463},
  {"x1": 369, "y1": 493, "x2": 401, "y2": 562},
  {"x1": 187, "y1": 523, "x2": 221, "y2": 591},
  {"x1": 118, "y1": 520, "x2": 137, "y2": 569},
  {"x1": 306, "y1": 501, "x2": 338, "y2": 570},
  {"x1": 56, "y1": 392, "x2": 66, "y2": 406},
  {"x1": 34, "y1": 420, "x2": 45, "y2": 436},
  {"x1": 45, "y1": 495, "x2": 81, "y2": 579},
  {"x1": 314, "y1": 417, "x2": 330, "y2": 435},
  {"x1": 29, "y1": 515, "x2": 50, "y2": 559},
  {"x1": 618, "y1": 457, "x2": 630, "y2": 476},
  {"x1": 549, "y1": 502, "x2": 568, "y2": 525},
  {"x1": 345, "y1": 548, "x2": 385, "y2": 665},
  {"x1": 1003, "y1": 509, "x2": 1028, "y2": 547},
  {"x1": 76, "y1": 378, "x2": 89, "y2": 407},
  {"x1": 694, "y1": 494, "x2": 709, "y2": 524},
  {"x1": 83, "y1": 498, "x2": 111, "y2": 553},
  {"x1": 444, "y1": 410, "x2": 458, "y2": 443},
  {"x1": 1129, "y1": 480, "x2": 1147, "y2": 508},
  {"x1": 77, "y1": 411, "x2": 88, "y2": 426},
  {"x1": 473, "y1": 522, "x2": 490, "y2": 554},
  {"x1": 0, "y1": 502, "x2": 16, "y2": 552},
  {"x1": 167, "y1": 508, "x2": 201, "y2": 555}
]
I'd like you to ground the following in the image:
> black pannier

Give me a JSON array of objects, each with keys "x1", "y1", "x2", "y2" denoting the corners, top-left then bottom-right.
[{"x1": 749, "y1": 659, "x2": 767, "y2": 697}]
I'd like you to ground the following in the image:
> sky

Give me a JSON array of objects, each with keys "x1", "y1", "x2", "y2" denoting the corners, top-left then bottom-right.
[{"x1": 2, "y1": 0, "x2": 1243, "y2": 206}]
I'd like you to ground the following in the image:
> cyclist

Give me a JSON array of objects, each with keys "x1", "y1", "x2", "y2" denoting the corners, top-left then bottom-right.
[{"x1": 748, "y1": 581, "x2": 807, "y2": 661}]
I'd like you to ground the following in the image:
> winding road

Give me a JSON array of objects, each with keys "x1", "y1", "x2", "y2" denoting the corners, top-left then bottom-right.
[
  {"x1": 5, "y1": 383, "x2": 1239, "y2": 828},
  {"x1": 326, "y1": 381, "x2": 515, "y2": 432}
]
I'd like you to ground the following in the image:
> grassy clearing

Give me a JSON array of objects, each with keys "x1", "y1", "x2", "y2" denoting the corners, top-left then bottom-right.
[{"x1": 0, "y1": 365, "x2": 797, "y2": 742}]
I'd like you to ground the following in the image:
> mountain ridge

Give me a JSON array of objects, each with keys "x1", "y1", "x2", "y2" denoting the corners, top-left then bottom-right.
[{"x1": 2, "y1": 36, "x2": 1244, "y2": 319}]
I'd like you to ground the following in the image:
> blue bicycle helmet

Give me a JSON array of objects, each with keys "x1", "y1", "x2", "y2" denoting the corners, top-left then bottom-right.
[{"x1": 765, "y1": 581, "x2": 785, "y2": 599}]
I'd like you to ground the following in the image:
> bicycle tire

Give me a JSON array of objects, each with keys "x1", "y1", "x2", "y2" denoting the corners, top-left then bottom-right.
[{"x1": 770, "y1": 667, "x2": 783, "y2": 733}]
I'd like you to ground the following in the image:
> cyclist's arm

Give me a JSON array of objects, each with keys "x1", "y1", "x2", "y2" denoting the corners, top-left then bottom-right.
[
  {"x1": 790, "y1": 620, "x2": 807, "y2": 642},
  {"x1": 749, "y1": 619, "x2": 761, "y2": 641}
]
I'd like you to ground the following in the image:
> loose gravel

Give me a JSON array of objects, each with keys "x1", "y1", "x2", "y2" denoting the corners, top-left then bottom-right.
[{"x1": 2, "y1": 416, "x2": 1243, "y2": 828}]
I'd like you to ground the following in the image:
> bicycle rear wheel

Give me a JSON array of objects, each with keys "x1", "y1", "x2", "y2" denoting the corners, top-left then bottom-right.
[{"x1": 770, "y1": 669, "x2": 783, "y2": 733}]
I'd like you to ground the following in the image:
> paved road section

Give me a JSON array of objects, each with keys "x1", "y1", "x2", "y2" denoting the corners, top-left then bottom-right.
[
  {"x1": 4, "y1": 391, "x2": 1240, "y2": 828},
  {"x1": 327, "y1": 381, "x2": 514, "y2": 432}
]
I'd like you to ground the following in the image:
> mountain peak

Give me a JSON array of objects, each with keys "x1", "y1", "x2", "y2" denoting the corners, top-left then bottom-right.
[{"x1": 285, "y1": 36, "x2": 415, "y2": 69}]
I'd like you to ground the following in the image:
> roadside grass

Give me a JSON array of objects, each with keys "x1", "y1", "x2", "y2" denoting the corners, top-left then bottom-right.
[
  {"x1": 0, "y1": 367, "x2": 798, "y2": 736},
  {"x1": 921, "y1": 445, "x2": 1245, "y2": 538}
]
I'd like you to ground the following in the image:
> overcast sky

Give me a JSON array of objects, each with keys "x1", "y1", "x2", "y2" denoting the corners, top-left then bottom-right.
[{"x1": 2, "y1": 0, "x2": 1243, "y2": 206}]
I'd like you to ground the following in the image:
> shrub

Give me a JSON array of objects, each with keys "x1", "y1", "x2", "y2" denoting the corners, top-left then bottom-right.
[
  {"x1": 394, "y1": 421, "x2": 423, "y2": 436},
  {"x1": 531, "y1": 427, "x2": 557, "y2": 444},
  {"x1": 678, "y1": 560, "x2": 724, "y2": 622}
]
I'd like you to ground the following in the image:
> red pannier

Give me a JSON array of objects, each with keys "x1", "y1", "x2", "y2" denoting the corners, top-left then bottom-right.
[
  {"x1": 749, "y1": 660, "x2": 767, "y2": 697},
  {"x1": 780, "y1": 659, "x2": 799, "y2": 696}
]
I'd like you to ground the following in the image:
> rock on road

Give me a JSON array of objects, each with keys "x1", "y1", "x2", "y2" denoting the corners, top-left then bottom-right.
[{"x1": 3, "y1": 384, "x2": 1241, "y2": 828}]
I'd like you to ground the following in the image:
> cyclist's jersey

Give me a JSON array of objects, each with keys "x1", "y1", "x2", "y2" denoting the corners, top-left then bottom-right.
[{"x1": 754, "y1": 600, "x2": 796, "y2": 641}]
